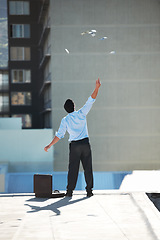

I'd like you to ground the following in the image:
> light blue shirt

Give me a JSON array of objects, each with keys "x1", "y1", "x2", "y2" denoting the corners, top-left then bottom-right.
[{"x1": 56, "y1": 96, "x2": 95, "y2": 141}]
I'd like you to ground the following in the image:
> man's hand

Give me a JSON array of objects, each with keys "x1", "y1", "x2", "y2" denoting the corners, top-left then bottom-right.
[
  {"x1": 91, "y1": 78, "x2": 101, "y2": 99},
  {"x1": 96, "y1": 78, "x2": 101, "y2": 89},
  {"x1": 44, "y1": 145, "x2": 50, "y2": 152},
  {"x1": 44, "y1": 136, "x2": 60, "y2": 152}
]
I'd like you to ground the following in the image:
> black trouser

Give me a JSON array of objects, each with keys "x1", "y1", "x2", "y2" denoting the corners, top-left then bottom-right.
[{"x1": 67, "y1": 138, "x2": 93, "y2": 192}]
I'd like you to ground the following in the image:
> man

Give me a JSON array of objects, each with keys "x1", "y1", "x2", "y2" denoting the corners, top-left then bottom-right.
[{"x1": 44, "y1": 78, "x2": 101, "y2": 197}]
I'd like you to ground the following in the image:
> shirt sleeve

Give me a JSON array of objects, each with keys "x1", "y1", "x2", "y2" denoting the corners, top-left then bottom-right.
[
  {"x1": 79, "y1": 96, "x2": 95, "y2": 116},
  {"x1": 55, "y1": 118, "x2": 67, "y2": 139}
]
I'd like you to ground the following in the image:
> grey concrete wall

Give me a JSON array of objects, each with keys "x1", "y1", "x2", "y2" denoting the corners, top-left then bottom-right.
[{"x1": 51, "y1": 0, "x2": 160, "y2": 171}]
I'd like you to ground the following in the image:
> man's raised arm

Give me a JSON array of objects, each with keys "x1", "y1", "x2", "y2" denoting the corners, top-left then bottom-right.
[{"x1": 91, "y1": 78, "x2": 101, "y2": 99}]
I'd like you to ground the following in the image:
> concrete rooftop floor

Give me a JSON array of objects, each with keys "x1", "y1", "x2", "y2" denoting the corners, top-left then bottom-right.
[{"x1": 0, "y1": 190, "x2": 160, "y2": 240}]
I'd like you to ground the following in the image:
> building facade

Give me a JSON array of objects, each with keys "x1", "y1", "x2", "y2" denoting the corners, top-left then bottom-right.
[
  {"x1": 50, "y1": 0, "x2": 160, "y2": 172},
  {"x1": 0, "y1": 0, "x2": 52, "y2": 129}
]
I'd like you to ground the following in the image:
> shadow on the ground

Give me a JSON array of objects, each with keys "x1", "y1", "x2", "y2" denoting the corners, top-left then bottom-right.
[
  {"x1": 25, "y1": 196, "x2": 88, "y2": 215},
  {"x1": 0, "y1": 194, "x2": 34, "y2": 197}
]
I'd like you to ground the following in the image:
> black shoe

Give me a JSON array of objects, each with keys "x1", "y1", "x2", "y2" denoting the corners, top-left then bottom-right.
[
  {"x1": 65, "y1": 190, "x2": 73, "y2": 197},
  {"x1": 87, "y1": 191, "x2": 93, "y2": 197}
]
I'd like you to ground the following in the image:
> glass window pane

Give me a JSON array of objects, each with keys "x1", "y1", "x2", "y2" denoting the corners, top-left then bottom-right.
[
  {"x1": 16, "y1": 2, "x2": 23, "y2": 15},
  {"x1": 11, "y1": 92, "x2": 23, "y2": 105},
  {"x1": 25, "y1": 92, "x2": 31, "y2": 105},
  {"x1": 11, "y1": 69, "x2": 31, "y2": 83},
  {"x1": 0, "y1": 72, "x2": 9, "y2": 90},
  {"x1": 13, "y1": 24, "x2": 20, "y2": 37},
  {"x1": 18, "y1": 92, "x2": 24, "y2": 105},
  {"x1": 13, "y1": 71, "x2": 16, "y2": 83},
  {"x1": 10, "y1": 47, "x2": 30, "y2": 61},
  {"x1": 23, "y1": 2, "x2": 29, "y2": 15},
  {"x1": 24, "y1": 47, "x2": 30, "y2": 60},
  {"x1": 25, "y1": 70, "x2": 31, "y2": 83},
  {"x1": 3, "y1": 95, "x2": 9, "y2": 103},
  {"x1": 11, "y1": 24, "x2": 30, "y2": 38},
  {"x1": 0, "y1": 93, "x2": 9, "y2": 112},
  {"x1": 2, "y1": 73, "x2": 9, "y2": 90},
  {"x1": 19, "y1": 70, "x2": 23, "y2": 82},
  {"x1": 10, "y1": 47, "x2": 17, "y2": 60},
  {"x1": 9, "y1": 1, "x2": 16, "y2": 14},
  {"x1": 19, "y1": 25, "x2": 23, "y2": 37},
  {"x1": 9, "y1": 1, "x2": 30, "y2": 15},
  {"x1": 12, "y1": 25, "x2": 17, "y2": 37},
  {"x1": 13, "y1": 24, "x2": 21, "y2": 38},
  {"x1": 17, "y1": 47, "x2": 23, "y2": 60},
  {"x1": 11, "y1": 92, "x2": 17, "y2": 105},
  {"x1": 11, "y1": 92, "x2": 31, "y2": 105},
  {"x1": 12, "y1": 70, "x2": 17, "y2": 83},
  {"x1": 24, "y1": 24, "x2": 30, "y2": 38},
  {"x1": 3, "y1": 73, "x2": 8, "y2": 83}
]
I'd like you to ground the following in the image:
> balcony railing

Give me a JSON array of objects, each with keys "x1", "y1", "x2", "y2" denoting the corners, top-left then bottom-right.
[
  {"x1": 38, "y1": 0, "x2": 50, "y2": 24},
  {"x1": 44, "y1": 99, "x2": 51, "y2": 109},
  {"x1": 39, "y1": 45, "x2": 51, "y2": 69},
  {"x1": 39, "y1": 18, "x2": 51, "y2": 46},
  {"x1": 39, "y1": 72, "x2": 51, "y2": 95},
  {"x1": 40, "y1": 99, "x2": 51, "y2": 114}
]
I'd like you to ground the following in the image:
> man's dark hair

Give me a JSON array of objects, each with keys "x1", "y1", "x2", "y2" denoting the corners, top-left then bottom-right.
[{"x1": 64, "y1": 99, "x2": 74, "y2": 113}]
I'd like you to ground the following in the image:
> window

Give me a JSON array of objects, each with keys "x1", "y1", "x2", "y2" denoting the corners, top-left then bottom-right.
[
  {"x1": 9, "y1": 1, "x2": 30, "y2": 15},
  {"x1": 10, "y1": 47, "x2": 30, "y2": 61},
  {"x1": 0, "y1": 71, "x2": 9, "y2": 90},
  {"x1": 12, "y1": 114, "x2": 32, "y2": 128},
  {"x1": 11, "y1": 92, "x2": 31, "y2": 105},
  {"x1": 10, "y1": 24, "x2": 30, "y2": 38},
  {"x1": 0, "y1": 93, "x2": 9, "y2": 112},
  {"x1": 11, "y1": 69, "x2": 31, "y2": 83}
]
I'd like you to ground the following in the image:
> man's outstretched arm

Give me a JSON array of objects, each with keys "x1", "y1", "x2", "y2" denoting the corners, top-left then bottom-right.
[
  {"x1": 91, "y1": 78, "x2": 101, "y2": 99},
  {"x1": 44, "y1": 136, "x2": 60, "y2": 152},
  {"x1": 44, "y1": 118, "x2": 67, "y2": 152}
]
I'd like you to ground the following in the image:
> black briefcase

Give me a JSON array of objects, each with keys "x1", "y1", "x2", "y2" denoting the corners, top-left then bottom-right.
[{"x1": 34, "y1": 174, "x2": 65, "y2": 198}]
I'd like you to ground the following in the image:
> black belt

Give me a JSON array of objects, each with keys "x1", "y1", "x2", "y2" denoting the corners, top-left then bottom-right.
[{"x1": 71, "y1": 137, "x2": 89, "y2": 143}]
